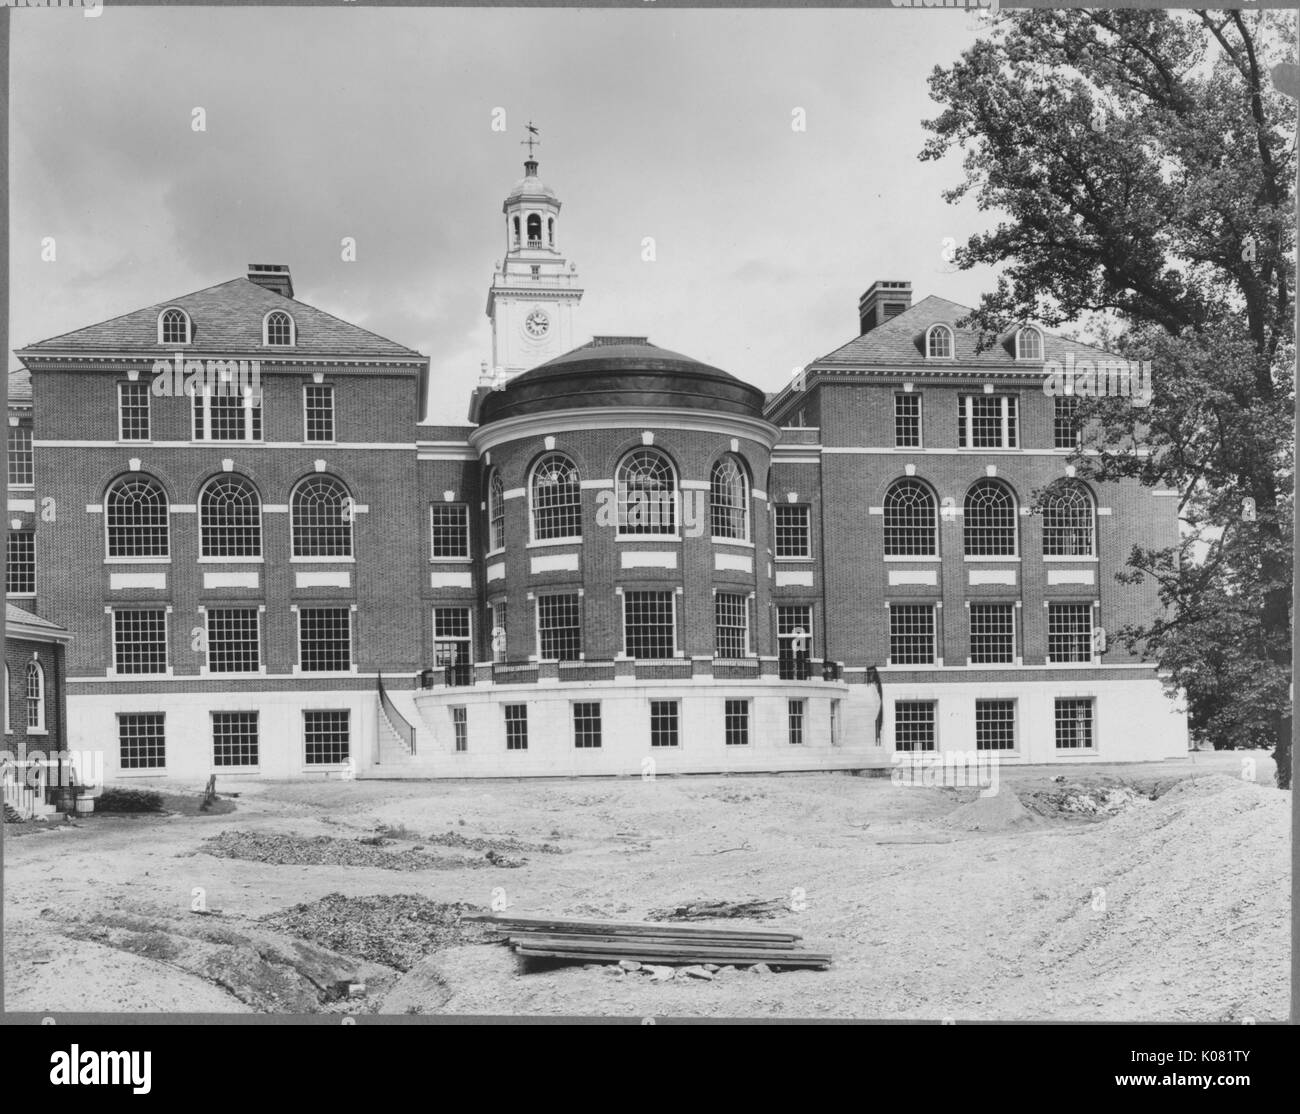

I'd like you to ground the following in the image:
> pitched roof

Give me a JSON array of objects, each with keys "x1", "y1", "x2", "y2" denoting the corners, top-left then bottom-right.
[
  {"x1": 8, "y1": 368, "x2": 32, "y2": 403},
  {"x1": 809, "y1": 295, "x2": 1118, "y2": 370},
  {"x1": 6, "y1": 603, "x2": 72, "y2": 642},
  {"x1": 16, "y1": 277, "x2": 425, "y2": 362}
]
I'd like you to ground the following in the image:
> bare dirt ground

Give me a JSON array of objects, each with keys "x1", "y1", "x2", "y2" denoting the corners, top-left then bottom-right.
[{"x1": 2, "y1": 751, "x2": 1289, "y2": 1020}]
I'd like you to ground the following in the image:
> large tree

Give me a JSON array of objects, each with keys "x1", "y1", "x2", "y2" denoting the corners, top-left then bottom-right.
[{"x1": 922, "y1": 9, "x2": 1295, "y2": 786}]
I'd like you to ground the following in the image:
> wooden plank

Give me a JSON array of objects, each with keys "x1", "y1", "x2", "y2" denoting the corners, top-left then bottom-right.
[
  {"x1": 514, "y1": 946, "x2": 830, "y2": 970},
  {"x1": 508, "y1": 931, "x2": 805, "y2": 951},
  {"x1": 468, "y1": 914, "x2": 801, "y2": 942},
  {"x1": 508, "y1": 938, "x2": 832, "y2": 963}
]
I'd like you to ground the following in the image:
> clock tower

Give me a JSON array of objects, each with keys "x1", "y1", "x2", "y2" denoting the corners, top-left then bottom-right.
[{"x1": 485, "y1": 133, "x2": 583, "y2": 382}]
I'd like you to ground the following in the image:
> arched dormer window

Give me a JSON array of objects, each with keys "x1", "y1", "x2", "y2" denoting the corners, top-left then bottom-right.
[
  {"x1": 963, "y1": 479, "x2": 1018, "y2": 557},
  {"x1": 487, "y1": 470, "x2": 505, "y2": 552},
  {"x1": 106, "y1": 475, "x2": 170, "y2": 559},
  {"x1": 617, "y1": 449, "x2": 678, "y2": 536},
  {"x1": 1016, "y1": 325, "x2": 1044, "y2": 361},
  {"x1": 709, "y1": 454, "x2": 750, "y2": 540},
  {"x1": 526, "y1": 214, "x2": 542, "y2": 247},
  {"x1": 291, "y1": 475, "x2": 353, "y2": 558},
  {"x1": 159, "y1": 307, "x2": 191, "y2": 345},
  {"x1": 883, "y1": 478, "x2": 937, "y2": 557},
  {"x1": 1041, "y1": 480, "x2": 1095, "y2": 557},
  {"x1": 199, "y1": 474, "x2": 262, "y2": 558},
  {"x1": 926, "y1": 324, "x2": 954, "y2": 359},
  {"x1": 530, "y1": 453, "x2": 581, "y2": 541},
  {"x1": 264, "y1": 309, "x2": 295, "y2": 346},
  {"x1": 26, "y1": 660, "x2": 44, "y2": 731}
]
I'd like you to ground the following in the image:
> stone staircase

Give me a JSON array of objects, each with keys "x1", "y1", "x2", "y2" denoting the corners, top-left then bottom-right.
[{"x1": 364, "y1": 684, "x2": 442, "y2": 778}]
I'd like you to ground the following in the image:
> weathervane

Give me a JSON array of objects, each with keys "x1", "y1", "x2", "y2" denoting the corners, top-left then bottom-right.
[{"x1": 521, "y1": 121, "x2": 541, "y2": 159}]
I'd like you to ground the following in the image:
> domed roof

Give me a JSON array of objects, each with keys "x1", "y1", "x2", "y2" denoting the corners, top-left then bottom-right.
[
  {"x1": 505, "y1": 159, "x2": 558, "y2": 206},
  {"x1": 477, "y1": 337, "x2": 768, "y2": 424}
]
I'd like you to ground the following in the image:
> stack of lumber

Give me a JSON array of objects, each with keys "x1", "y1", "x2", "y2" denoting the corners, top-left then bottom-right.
[{"x1": 465, "y1": 913, "x2": 830, "y2": 970}]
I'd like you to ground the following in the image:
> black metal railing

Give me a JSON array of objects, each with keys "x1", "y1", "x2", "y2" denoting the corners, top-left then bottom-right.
[
  {"x1": 377, "y1": 672, "x2": 417, "y2": 756},
  {"x1": 779, "y1": 655, "x2": 812, "y2": 681}
]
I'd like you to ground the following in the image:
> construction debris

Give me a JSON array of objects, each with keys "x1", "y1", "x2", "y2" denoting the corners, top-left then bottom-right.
[
  {"x1": 647, "y1": 898, "x2": 788, "y2": 922},
  {"x1": 468, "y1": 913, "x2": 830, "y2": 971}
]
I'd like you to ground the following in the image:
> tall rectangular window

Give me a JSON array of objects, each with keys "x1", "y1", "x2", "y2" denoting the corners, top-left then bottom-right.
[
  {"x1": 118, "y1": 382, "x2": 151, "y2": 441},
  {"x1": 969, "y1": 603, "x2": 1015, "y2": 664},
  {"x1": 537, "y1": 594, "x2": 581, "y2": 661},
  {"x1": 958, "y1": 394, "x2": 1018, "y2": 449},
  {"x1": 714, "y1": 592, "x2": 749, "y2": 658},
  {"x1": 7, "y1": 425, "x2": 33, "y2": 487},
  {"x1": 451, "y1": 706, "x2": 468, "y2": 752},
  {"x1": 788, "y1": 699, "x2": 805, "y2": 745},
  {"x1": 304, "y1": 385, "x2": 335, "y2": 442},
  {"x1": 623, "y1": 590, "x2": 675, "y2": 659},
  {"x1": 774, "y1": 505, "x2": 811, "y2": 558},
  {"x1": 192, "y1": 385, "x2": 262, "y2": 441},
  {"x1": 429, "y1": 504, "x2": 470, "y2": 559},
  {"x1": 1055, "y1": 697, "x2": 1095, "y2": 750},
  {"x1": 6, "y1": 531, "x2": 35, "y2": 595},
  {"x1": 894, "y1": 701, "x2": 936, "y2": 751},
  {"x1": 975, "y1": 699, "x2": 1017, "y2": 751},
  {"x1": 777, "y1": 604, "x2": 813, "y2": 672},
  {"x1": 298, "y1": 607, "x2": 352, "y2": 672},
  {"x1": 889, "y1": 604, "x2": 936, "y2": 665},
  {"x1": 1047, "y1": 603, "x2": 1093, "y2": 663},
  {"x1": 895, "y1": 393, "x2": 922, "y2": 448},
  {"x1": 304, "y1": 709, "x2": 350, "y2": 765},
  {"x1": 118, "y1": 712, "x2": 166, "y2": 770},
  {"x1": 113, "y1": 610, "x2": 168, "y2": 675},
  {"x1": 206, "y1": 608, "x2": 261, "y2": 673},
  {"x1": 489, "y1": 601, "x2": 508, "y2": 663},
  {"x1": 212, "y1": 710, "x2": 259, "y2": 767},
  {"x1": 724, "y1": 699, "x2": 750, "y2": 746},
  {"x1": 650, "y1": 700, "x2": 679, "y2": 748},
  {"x1": 573, "y1": 702, "x2": 602, "y2": 749},
  {"x1": 504, "y1": 704, "x2": 528, "y2": 750},
  {"x1": 1053, "y1": 395, "x2": 1080, "y2": 449},
  {"x1": 433, "y1": 607, "x2": 472, "y2": 681}
]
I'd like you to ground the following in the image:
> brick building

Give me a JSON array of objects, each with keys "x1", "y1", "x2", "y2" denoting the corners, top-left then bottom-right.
[{"x1": 5, "y1": 157, "x2": 1187, "y2": 782}]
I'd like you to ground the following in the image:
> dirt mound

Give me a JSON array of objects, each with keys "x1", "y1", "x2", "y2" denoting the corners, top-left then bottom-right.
[
  {"x1": 195, "y1": 830, "x2": 516, "y2": 871},
  {"x1": 50, "y1": 908, "x2": 386, "y2": 1012},
  {"x1": 261, "y1": 893, "x2": 490, "y2": 972},
  {"x1": 941, "y1": 787, "x2": 1041, "y2": 831}
]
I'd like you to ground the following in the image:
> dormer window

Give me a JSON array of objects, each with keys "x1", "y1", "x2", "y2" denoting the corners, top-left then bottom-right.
[
  {"x1": 159, "y1": 307, "x2": 191, "y2": 345},
  {"x1": 926, "y1": 324, "x2": 954, "y2": 359},
  {"x1": 264, "y1": 310, "x2": 295, "y2": 346},
  {"x1": 1016, "y1": 326, "x2": 1043, "y2": 361}
]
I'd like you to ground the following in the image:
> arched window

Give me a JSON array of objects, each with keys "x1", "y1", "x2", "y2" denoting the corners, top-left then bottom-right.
[
  {"x1": 512, "y1": 216, "x2": 521, "y2": 246},
  {"x1": 159, "y1": 307, "x2": 191, "y2": 345},
  {"x1": 709, "y1": 455, "x2": 750, "y2": 540},
  {"x1": 530, "y1": 453, "x2": 581, "y2": 541},
  {"x1": 964, "y1": 479, "x2": 1018, "y2": 556},
  {"x1": 1016, "y1": 326, "x2": 1043, "y2": 361},
  {"x1": 926, "y1": 324, "x2": 954, "y2": 359},
  {"x1": 547, "y1": 217, "x2": 554, "y2": 246},
  {"x1": 526, "y1": 214, "x2": 542, "y2": 246},
  {"x1": 617, "y1": 449, "x2": 677, "y2": 536},
  {"x1": 200, "y1": 475, "x2": 262, "y2": 558},
  {"x1": 487, "y1": 470, "x2": 505, "y2": 551},
  {"x1": 264, "y1": 310, "x2": 295, "y2": 346},
  {"x1": 883, "y1": 479, "x2": 937, "y2": 557},
  {"x1": 106, "y1": 476, "x2": 170, "y2": 558},
  {"x1": 291, "y1": 476, "x2": 353, "y2": 558},
  {"x1": 1042, "y1": 481, "x2": 1095, "y2": 557},
  {"x1": 26, "y1": 660, "x2": 44, "y2": 731}
]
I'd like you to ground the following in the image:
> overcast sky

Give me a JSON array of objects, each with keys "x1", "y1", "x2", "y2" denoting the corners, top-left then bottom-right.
[{"x1": 11, "y1": 8, "x2": 1004, "y2": 424}]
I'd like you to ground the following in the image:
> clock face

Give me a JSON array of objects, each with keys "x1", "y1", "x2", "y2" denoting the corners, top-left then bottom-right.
[{"x1": 524, "y1": 309, "x2": 551, "y2": 339}]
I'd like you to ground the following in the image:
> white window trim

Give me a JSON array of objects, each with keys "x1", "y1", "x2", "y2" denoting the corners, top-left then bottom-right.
[
  {"x1": 621, "y1": 589, "x2": 679, "y2": 659},
  {"x1": 535, "y1": 593, "x2": 582, "y2": 664},
  {"x1": 296, "y1": 607, "x2": 356, "y2": 675},
  {"x1": 429, "y1": 502, "x2": 471, "y2": 563},
  {"x1": 203, "y1": 607, "x2": 264, "y2": 677},
  {"x1": 925, "y1": 323, "x2": 954, "y2": 360},
  {"x1": 1015, "y1": 325, "x2": 1044, "y2": 362},
  {"x1": 302, "y1": 383, "x2": 334, "y2": 443},
  {"x1": 301, "y1": 707, "x2": 353, "y2": 770},
  {"x1": 110, "y1": 608, "x2": 172, "y2": 677},
  {"x1": 263, "y1": 309, "x2": 297, "y2": 347},
  {"x1": 117, "y1": 381, "x2": 152, "y2": 442},
  {"x1": 432, "y1": 606, "x2": 474, "y2": 670},
  {"x1": 157, "y1": 307, "x2": 192, "y2": 346},
  {"x1": 191, "y1": 384, "x2": 262, "y2": 443}
]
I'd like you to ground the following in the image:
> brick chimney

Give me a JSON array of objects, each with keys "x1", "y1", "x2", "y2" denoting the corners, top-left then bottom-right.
[
  {"x1": 247, "y1": 263, "x2": 294, "y2": 299},
  {"x1": 858, "y1": 280, "x2": 912, "y2": 335}
]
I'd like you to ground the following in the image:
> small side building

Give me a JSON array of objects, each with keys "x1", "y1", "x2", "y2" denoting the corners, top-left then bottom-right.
[{"x1": 4, "y1": 603, "x2": 72, "y2": 817}]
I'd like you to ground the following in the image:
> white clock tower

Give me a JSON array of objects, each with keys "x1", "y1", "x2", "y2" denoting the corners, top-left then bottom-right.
[{"x1": 485, "y1": 130, "x2": 583, "y2": 381}]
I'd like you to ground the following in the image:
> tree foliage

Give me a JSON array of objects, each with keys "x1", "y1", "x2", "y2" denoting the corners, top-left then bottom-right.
[{"x1": 922, "y1": 9, "x2": 1295, "y2": 784}]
